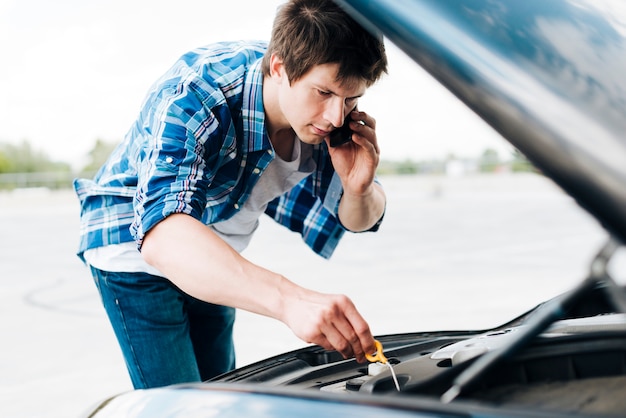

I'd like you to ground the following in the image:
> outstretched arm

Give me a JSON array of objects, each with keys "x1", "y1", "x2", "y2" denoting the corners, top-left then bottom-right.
[{"x1": 141, "y1": 213, "x2": 375, "y2": 362}]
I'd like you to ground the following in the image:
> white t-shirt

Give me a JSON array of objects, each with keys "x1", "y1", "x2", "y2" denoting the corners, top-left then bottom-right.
[{"x1": 83, "y1": 138, "x2": 315, "y2": 277}]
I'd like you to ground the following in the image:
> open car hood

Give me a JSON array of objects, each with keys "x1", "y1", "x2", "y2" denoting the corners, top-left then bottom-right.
[{"x1": 336, "y1": 0, "x2": 626, "y2": 245}]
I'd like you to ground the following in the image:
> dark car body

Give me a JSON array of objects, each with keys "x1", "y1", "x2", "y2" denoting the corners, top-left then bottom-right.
[{"x1": 85, "y1": 0, "x2": 626, "y2": 417}]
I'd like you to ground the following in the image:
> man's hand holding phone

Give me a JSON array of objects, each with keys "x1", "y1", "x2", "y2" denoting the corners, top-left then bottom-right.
[
  {"x1": 326, "y1": 108, "x2": 385, "y2": 233},
  {"x1": 329, "y1": 107, "x2": 365, "y2": 148}
]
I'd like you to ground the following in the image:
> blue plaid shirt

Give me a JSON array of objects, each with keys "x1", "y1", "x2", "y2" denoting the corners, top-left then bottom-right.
[{"x1": 74, "y1": 41, "x2": 381, "y2": 261}]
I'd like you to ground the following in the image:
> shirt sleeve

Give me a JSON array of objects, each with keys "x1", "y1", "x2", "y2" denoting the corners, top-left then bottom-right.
[{"x1": 130, "y1": 76, "x2": 235, "y2": 247}]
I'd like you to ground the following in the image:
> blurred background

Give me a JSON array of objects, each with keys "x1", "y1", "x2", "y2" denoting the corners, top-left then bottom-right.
[
  {"x1": 0, "y1": 0, "x2": 515, "y2": 183},
  {"x1": 1, "y1": 1, "x2": 624, "y2": 417}
]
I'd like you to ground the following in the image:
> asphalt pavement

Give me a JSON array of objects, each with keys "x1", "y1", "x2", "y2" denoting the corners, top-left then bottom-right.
[{"x1": 1, "y1": 173, "x2": 622, "y2": 418}]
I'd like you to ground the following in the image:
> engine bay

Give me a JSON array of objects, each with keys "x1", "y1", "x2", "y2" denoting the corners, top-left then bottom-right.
[{"x1": 215, "y1": 239, "x2": 626, "y2": 416}]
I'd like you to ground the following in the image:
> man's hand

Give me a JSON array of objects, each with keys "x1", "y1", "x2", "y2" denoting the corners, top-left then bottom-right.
[
  {"x1": 326, "y1": 109, "x2": 379, "y2": 191},
  {"x1": 326, "y1": 109, "x2": 386, "y2": 232},
  {"x1": 278, "y1": 280, "x2": 376, "y2": 363}
]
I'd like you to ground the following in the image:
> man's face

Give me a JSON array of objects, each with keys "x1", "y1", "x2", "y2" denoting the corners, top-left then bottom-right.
[{"x1": 275, "y1": 61, "x2": 367, "y2": 145}]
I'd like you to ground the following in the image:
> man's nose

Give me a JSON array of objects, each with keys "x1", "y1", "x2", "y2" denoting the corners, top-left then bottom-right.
[{"x1": 325, "y1": 98, "x2": 347, "y2": 128}]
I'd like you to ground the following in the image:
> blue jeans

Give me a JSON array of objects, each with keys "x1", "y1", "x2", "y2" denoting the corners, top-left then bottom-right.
[{"x1": 90, "y1": 267, "x2": 236, "y2": 389}]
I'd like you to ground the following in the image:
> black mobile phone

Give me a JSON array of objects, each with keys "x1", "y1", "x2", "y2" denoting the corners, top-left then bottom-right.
[
  {"x1": 329, "y1": 108, "x2": 357, "y2": 148},
  {"x1": 329, "y1": 118, "x2": 353, "y2": 147}
]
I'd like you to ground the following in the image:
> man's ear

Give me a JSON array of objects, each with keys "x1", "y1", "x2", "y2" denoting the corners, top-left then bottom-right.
[{"x1": 269, "y1": 53, "x2": 287, "y2": 83}]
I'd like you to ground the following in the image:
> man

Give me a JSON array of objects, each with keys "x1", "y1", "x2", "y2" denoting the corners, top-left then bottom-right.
[{"x1": 74, "y1": 0, "x2": 388, "y2": 389}]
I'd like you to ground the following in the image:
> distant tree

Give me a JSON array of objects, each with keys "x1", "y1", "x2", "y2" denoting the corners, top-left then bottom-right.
[
  {"x1": 511, "y1": 149, "x2": 536, "y2": 172},
  {"x1": 478, "y1": 148, "x2": 500, "y2": 172},
  {"x1": 396, "y1": 159, "x2": 418, "y2": 174},
  {"x1": 0, "y1": 140, "x2": 72, "y2": 189},
  {"x1": 0, "y1": 150, "x2": 11, "y2": 172},
  {"x1": 80, "y1": 138, "x2": 119, "y2": 174},
  {"x1": 0, "y1": 141, "x2": 71, "y2": 173}
]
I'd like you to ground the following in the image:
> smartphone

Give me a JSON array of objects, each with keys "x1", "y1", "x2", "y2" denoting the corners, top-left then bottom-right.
[{"x1": 329, "y1": 107, "x2": 357, "y2": 148}]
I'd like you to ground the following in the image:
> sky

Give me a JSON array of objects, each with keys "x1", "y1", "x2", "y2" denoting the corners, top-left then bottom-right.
[{"x1": 0, "y1": 0, "x2": 512, "y2": 169}]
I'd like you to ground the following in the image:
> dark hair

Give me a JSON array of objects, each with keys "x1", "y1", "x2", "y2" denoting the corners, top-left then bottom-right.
[{"x1": 261, "y1": 0, "x2": 387, "y2": 86}]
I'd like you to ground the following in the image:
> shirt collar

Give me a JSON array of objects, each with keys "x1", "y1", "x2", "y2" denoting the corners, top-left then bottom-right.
[{"x1": 242, "y1": 59, "x2": 272, "y2": 153}]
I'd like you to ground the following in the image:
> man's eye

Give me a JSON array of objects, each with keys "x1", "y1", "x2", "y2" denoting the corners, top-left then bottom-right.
[
  {"x1": 318, "y1": 90, "x2": 331, "y2": 96},
  {"x1": 346, "y1": 98, "x2": 358, "y2": 107}
]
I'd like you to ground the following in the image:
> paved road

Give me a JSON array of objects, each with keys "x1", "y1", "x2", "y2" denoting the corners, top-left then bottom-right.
[{"x1": 1, "y1": 174, "x2": 622, "y2": 417}]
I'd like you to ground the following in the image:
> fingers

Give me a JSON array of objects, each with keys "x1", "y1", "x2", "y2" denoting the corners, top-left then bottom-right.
[
  {"x1": 350, "y1": 109, "x2": 376, "y2": 130},
  {"x1": 281, "y1": 281, "x2": 375, "y2": 363},
  {"x1": 348, "y1": 111, "x2": 379, "y2": 154},
  {"x1": 330, "y1": 299, "x2": 375, "y2": 362},
  {"x1": 304, "y1": 294, "x2": 375, "y2": 363}
]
